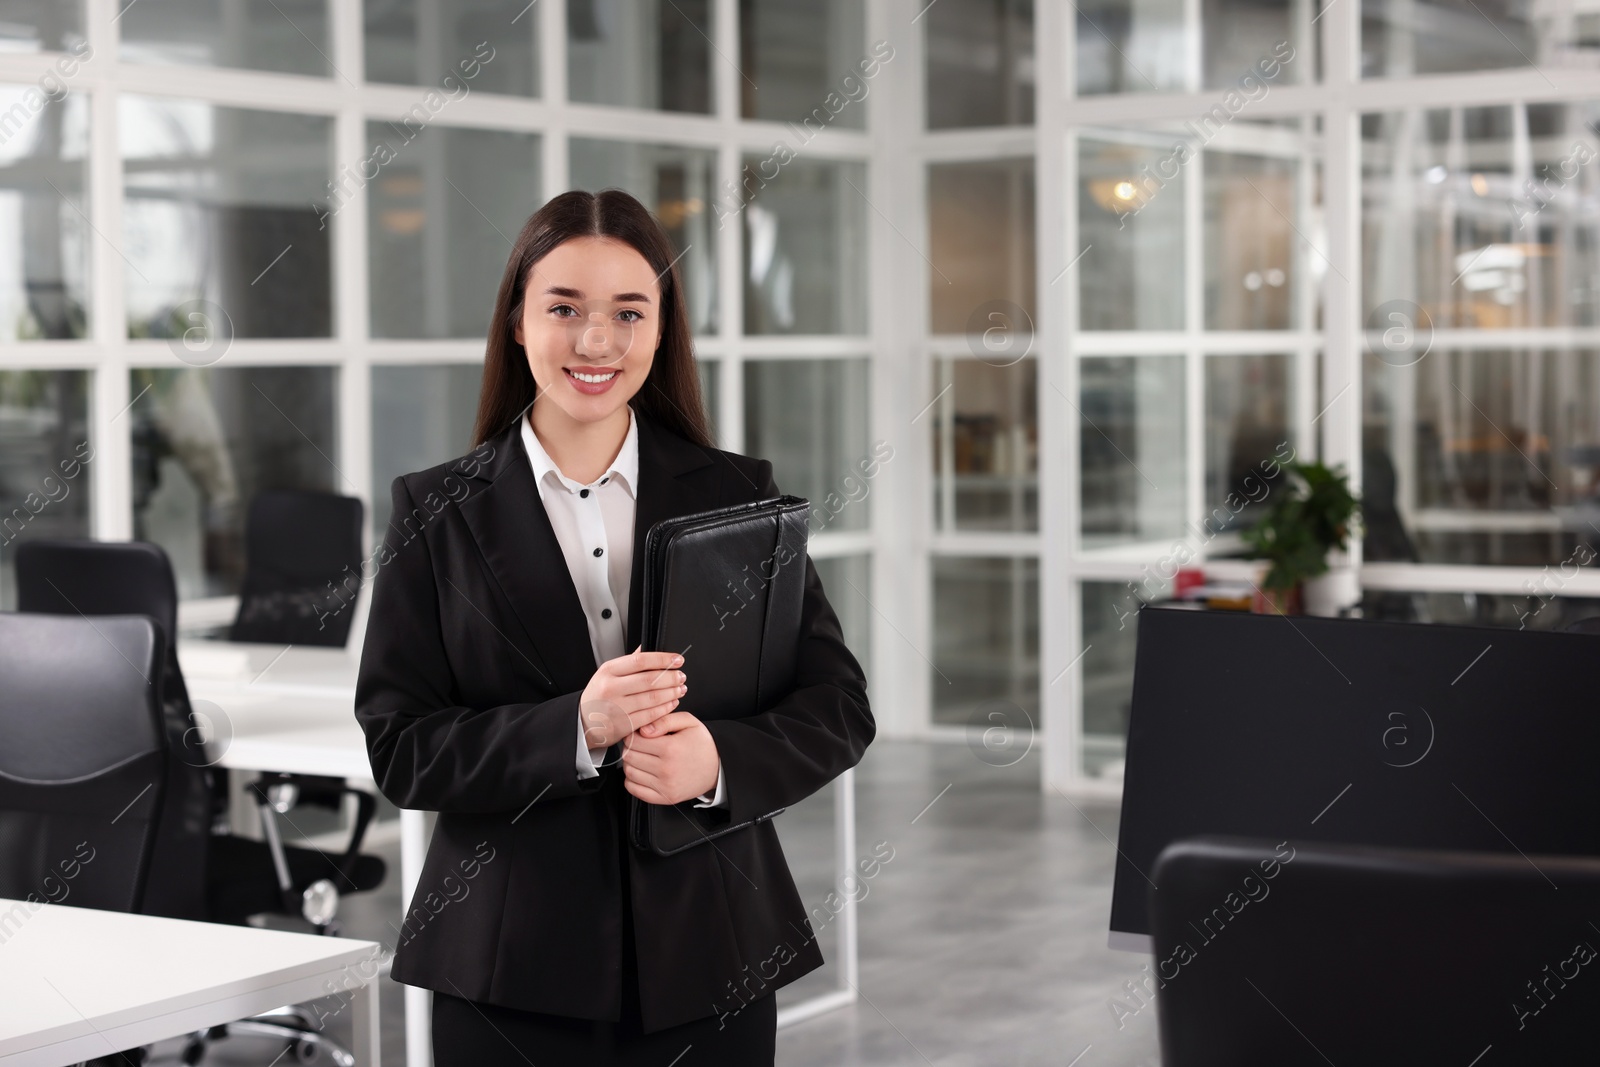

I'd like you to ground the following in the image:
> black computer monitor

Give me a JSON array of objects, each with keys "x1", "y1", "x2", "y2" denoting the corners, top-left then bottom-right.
[{"x1": 1110, "y1": 605, "x2": 1600, "y2": 948}]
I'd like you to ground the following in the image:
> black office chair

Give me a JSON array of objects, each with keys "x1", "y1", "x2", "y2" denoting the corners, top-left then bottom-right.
[
  {"x1": 218, "y1": 494, "x2": 384, "y2": 916},
  {"x1": 0, "y1": 612, "x2": 168, "y2": 915},
  {"x1": 15, "y1": 541, "x2": 384, "y2": 1067},
  {"x1": 230, "y1": 490, "x2": 365, "y2": 648},
  {"x1": 1149, "y1": 836, "x2": 1600, "y2": 1064}
]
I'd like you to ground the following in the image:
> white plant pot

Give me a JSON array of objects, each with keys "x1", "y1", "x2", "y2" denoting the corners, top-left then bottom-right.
[{"x1": 1303, "y1": 567, "x2": 1359, "y2": 617}]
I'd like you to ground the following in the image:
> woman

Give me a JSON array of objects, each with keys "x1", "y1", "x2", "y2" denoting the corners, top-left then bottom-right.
[{"x1": 354, "y1": 188, "x2": 875, "y2": 1065}]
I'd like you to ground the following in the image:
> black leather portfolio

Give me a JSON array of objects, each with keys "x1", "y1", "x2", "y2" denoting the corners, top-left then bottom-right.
[{"x1": 627, "y1": 494, "x2": 811, "y2": 856}]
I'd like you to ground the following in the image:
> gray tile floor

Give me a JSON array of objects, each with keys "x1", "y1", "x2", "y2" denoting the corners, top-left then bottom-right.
[{"x1": 132, "y1": 739, "x2": 1163, "y2": 1066}]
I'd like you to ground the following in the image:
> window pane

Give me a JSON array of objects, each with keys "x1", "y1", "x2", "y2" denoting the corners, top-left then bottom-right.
[
  {"x1": 1076, "y1": 0, "x2": 1186, "y2": 96},
  {"x1": 1079, "y1": 136, "x2": 1184, "y2": 331},
  {"x1": 925, "y1": 0, "x2": 1033, "y2": 128},
  {"x1": 1081, "y1": 580, "x2": 1141, "y2": 780},
  {"x1": 0, "y1": 370, "x2": 91, "y2": 610},
  {"x1": 1362, "y1": 0, "x2": 1591, "y2": 79},
  {"x1": 1364, "y1": 348, "x2": 1600, "y2": 568},
  {"x1": 739, "y1": 0, "x2": 867, "y2": 130},
  {"x1": 567, "y1": 0, "x2": 711, "y2": 113},
  {"x1": 1363, "y1": 104, "x2": 1600, "y2": 330},
  {"x1": 744, "y1": 358, "x2": 872, "y2": 534},
  {"x1": 367, "y1": 123, "x2": 540, "y2": 340},
  {"x1": 1201, "y1": 0, "x2": 1310, "y2": 89},
  {"x1": 814, "y1": 553, "x2": 871, "y2": 680},
  {"x1": 931, "y1": 358, "x2": 1038, "y2": 532},
  {"x1": 120, "y1": 0, "x2": 331, "y2": 77},
  {"x1": 931, "y1": 555, "x2": 1038, "y2": 727},
  {"x1": 364, "y1": 0, "x2": 537, "y2": 96},
  {"x1": 0, "y1": 85, "x2": 89, "y2": 340},
  {"x1": 1205, "y1": 148, "x2": 1298, "y2": 331},
  {"x1": 570, "y1": 138, "x2": 718, "y2": 335},
  {"x1": 697, "y1": 357, "x2": 719, "y2": 443},
  {"x1": 131, "y1": 366, "x2": 339, "y2": 600},
  {"x1": 1079, "y1": 0, "x2": 1313, "y2": 94},
  {"x1": 1205, "y1": 354, "x2": 1292, "y2": 534},
  {"x1": 928, "y1": 157, "x2": 1035, "y2": 335},
  {"x1": 121, "y1": 98, "x2": 332, "y2": 340},
  {"x1": 1080, "y1": 355, "x2": 1186, "y2": 548},
  {"x1": 371, "y1": 363, "x2": 482, "y2": 535},
  {"x1": 741, "y1": 156, "x2": 867, "y2": 335},
  {"x1": 0, "y1": 3, "x2": 85, "y2": 52}
]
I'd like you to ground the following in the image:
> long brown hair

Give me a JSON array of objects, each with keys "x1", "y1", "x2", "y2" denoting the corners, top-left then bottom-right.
[{"x1": 471, "y1": 188, "x2": 713, "y2": 450}]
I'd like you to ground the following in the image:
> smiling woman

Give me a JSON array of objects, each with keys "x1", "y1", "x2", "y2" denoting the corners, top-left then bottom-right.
[{"x1": 354, "y1": 188, "x2": 874, "y2": 1066}]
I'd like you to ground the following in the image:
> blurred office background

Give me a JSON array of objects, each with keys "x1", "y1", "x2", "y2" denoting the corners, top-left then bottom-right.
[{"x1": 4, "y1": 0, "x2": 1600, "y2": 807}]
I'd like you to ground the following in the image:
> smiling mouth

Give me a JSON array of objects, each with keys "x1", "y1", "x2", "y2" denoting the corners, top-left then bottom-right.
[{"x1": 565, "y1": 367, "x2": 619, "y2": 384}]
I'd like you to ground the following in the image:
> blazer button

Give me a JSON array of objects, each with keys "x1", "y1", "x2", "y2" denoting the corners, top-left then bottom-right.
[
  {"x1": 593, "y1": 547, "x2": 603, "y2": 557},
  {"x1": 601, "y1": 608, "x2": 612, "y2": 619}
]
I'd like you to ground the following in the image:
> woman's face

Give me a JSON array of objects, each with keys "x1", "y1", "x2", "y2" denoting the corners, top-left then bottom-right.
[{"x1": 515, "y1": 235, "x2": 662, "y2": 426}]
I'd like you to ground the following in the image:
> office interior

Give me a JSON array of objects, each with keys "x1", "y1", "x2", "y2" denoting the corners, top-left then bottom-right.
[{"x1": 5, "y1": 0, "x2": 1600, "y2": 1064}]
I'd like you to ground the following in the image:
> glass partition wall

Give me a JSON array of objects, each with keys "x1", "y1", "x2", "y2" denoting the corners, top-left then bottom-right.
[
  {"x1": 1027, "y1": 0, "x2": 1600, "y2": 794},
  {"x1": 5, "y1": 0, "x2": 1598, "y2": 801}
]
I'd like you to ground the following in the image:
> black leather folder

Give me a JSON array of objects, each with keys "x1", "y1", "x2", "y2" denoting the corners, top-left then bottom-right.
[{"x1": 628, "y1": 493, "x2": 811, "y2": 856}]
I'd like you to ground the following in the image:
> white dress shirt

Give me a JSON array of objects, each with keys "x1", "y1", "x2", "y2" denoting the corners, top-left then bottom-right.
[{"x1": 521, "y1": 407, "x2": 725, "y2": 808}]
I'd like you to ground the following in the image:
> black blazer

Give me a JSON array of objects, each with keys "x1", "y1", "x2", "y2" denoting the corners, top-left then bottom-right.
[{"x1": 354, "y1": 404, "x2": 875, "y2": 1032}]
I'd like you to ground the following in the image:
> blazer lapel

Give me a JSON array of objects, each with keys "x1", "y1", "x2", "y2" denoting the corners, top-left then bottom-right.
[{"x1": 456, "y1": 404, "x2": 716, "y2": 697}]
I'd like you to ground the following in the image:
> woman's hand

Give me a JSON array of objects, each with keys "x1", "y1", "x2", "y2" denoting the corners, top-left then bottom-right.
[
  {"x1": 579, "y1": 645, "x2": 686, "y2": 751},
  {"x1": 621, "y1": 711, "x2": 721, "y2": 805}
]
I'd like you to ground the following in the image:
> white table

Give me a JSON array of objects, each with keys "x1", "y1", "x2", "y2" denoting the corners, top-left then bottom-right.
[
  {"x1": 0, "y1": 897, "x2": 380, "y2": 1066},
  {"x1": 177, "y1": 638, "x2": 438, "y2": 1067}
]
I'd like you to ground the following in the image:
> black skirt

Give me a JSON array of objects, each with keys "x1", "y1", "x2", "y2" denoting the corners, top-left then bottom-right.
[{"x1": 431, "y1": 788, "x2": 778, "y2": 1066}]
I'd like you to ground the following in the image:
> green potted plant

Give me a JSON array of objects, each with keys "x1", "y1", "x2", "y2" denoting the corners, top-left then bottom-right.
[{"x1": 1241, "y1": 461, "x2": 1360, "y2": 615}]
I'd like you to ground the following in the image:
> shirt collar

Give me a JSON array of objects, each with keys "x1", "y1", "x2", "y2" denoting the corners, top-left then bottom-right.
[{"x1": 521, "y1": 404, "x2": 638, "y2": 499}]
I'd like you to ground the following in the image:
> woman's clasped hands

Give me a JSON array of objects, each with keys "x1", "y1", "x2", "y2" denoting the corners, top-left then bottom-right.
[{"x1": 579, "y1": 645, "x2": 721, "y2": 805}]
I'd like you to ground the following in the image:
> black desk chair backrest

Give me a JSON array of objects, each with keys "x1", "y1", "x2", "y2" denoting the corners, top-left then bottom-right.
[
  {"x1": 0, "y1": 612, "x2": 166, "y2": 913},
  {"x1": 230, "y1": 489, "x2": 364, "y2": 648},
  {"x1": 1561, "y1": 616, "x2": 1600, "y2": 634},
  {"x1": 1150, "y1": 836, "x2": 1600, "y2": 1065},
  {"x1": 15, "y1": 539, "x2": 216, "y2": 919}
]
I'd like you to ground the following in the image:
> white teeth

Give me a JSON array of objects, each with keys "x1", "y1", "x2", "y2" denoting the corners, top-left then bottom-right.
[{"x1": 568, "y1": 368, "x2": 617, "y2": 384}]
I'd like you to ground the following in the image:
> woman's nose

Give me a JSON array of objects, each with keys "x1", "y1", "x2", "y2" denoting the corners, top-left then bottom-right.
[{"x1": 579, "y1": 312, "x2": 612, "y2": 355}]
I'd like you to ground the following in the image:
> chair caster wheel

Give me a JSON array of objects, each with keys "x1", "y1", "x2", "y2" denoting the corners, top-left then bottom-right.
[
  {"x1": 293, "y1": 1037, "x2": 321, "y2": 1063},
  {"x1": 180, "y1": 1037, "x2": 206, "y2": 1065}
]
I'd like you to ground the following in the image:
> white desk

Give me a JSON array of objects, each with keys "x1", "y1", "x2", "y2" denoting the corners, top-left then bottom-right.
[
  {"x1": 177, "y1": 638, "x2": 437, "y2": 1067},
  {"x1": 0, "y1": 897, "x2": 380, "y2": 1067}
]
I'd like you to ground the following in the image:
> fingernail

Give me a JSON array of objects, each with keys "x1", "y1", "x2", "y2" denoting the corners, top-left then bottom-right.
[{"x1": 672, "y1": 655, "x2": 684, "y2": 666}]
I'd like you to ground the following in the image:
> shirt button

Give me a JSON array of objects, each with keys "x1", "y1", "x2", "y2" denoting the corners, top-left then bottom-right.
[
  {"x1": 601, "y1": 608, "x2": 612, "y2": 619},
  {"x1": 593, "y1": 547, "x2": 603, "y2": 557},
  {"x1": 580, "y1": 488, "x2": 589, "y2": 498},
  {"x1": 602, "y1": 477, "x2": 609, "y2": 484}
]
